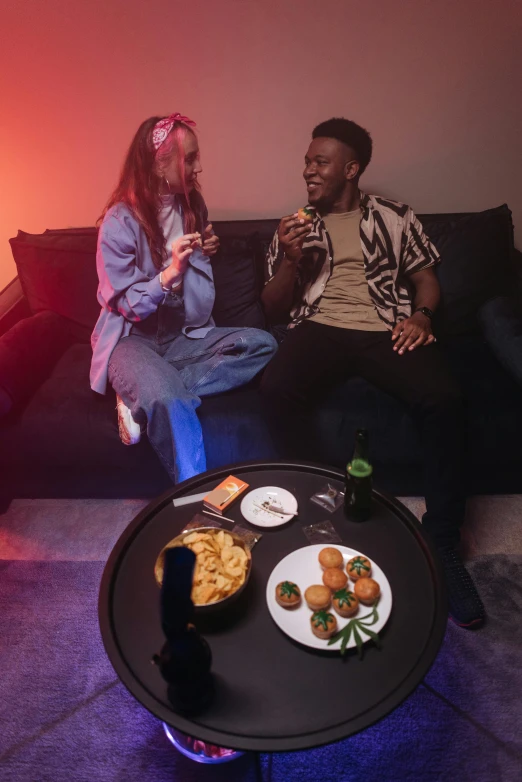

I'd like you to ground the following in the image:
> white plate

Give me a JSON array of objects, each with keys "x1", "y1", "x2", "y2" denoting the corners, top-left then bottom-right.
[
  {"x1": 266, "y1": 544, "x2": 392, "y2": 651},
  {"x1": 240, "y1": 486, "x2": 298, "y2": 527}
]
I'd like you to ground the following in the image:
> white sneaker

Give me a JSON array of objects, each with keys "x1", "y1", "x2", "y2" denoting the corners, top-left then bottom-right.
[{"x1": 116, "y1": 395, "x2": 141, "y2": 446}]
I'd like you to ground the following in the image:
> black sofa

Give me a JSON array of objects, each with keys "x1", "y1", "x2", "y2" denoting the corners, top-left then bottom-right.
[{"x1": 1, "y1": 204, "x2": 521, "y2": 502}]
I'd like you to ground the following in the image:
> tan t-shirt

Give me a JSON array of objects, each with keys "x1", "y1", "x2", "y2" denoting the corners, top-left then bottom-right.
[{"x1": 310, "y1": 209, "x2": 387, "y2": 331}]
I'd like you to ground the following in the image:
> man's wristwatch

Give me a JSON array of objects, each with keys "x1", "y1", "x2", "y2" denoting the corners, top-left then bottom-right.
[{"x1": 414, "y1": 307, "x2": 434, "y2": 319}]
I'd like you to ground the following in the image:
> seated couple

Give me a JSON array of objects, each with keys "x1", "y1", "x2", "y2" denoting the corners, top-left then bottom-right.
[{"x1": 90, "y1": 113, "x2": 484, "y2": 628}]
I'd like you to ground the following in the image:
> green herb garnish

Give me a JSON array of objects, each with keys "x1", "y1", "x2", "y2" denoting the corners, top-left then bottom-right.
[
  {"x1": 333, "y1": 588, "x2": 356, "y2": 608},
  {"x1": 328, "y1": 601, "x2": 381, "y2": 658},
  {"x1": 349, "y1": 556, "x2": 371, "y2": 576},
  {"x1": 312, "y1": 610, "x2": 334, "y2": 631},
  {"x1": 279, "y1": 581, "x2": 300, "y2": 598}
]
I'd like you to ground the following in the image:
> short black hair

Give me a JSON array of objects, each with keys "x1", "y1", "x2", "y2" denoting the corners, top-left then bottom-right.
[{"x1": 312, "y1": 118, "x2": 373, "y2": 176}]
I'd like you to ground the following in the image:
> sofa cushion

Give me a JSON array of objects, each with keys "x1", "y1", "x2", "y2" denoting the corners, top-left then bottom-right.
[
  {"x1": 0, "y1": 343, "x2": 130, "y2": 467},
  {"x1": 9, "y1": 228, "x2": 100, "y2": 341},
  {"x1": 211, "y1": 227, "x2": 265, "y2": 329},
  {"x1": 0, "y1": 343, "x2": 276, "y2": 498},
  {"x1": 420, "y1": 205, "x2": 515, "y2": 338},
  {"x1": 0, "y1": 310, "x2": 73, "y2": 416},
  {"x1": 1, "y1": 333, "x2": 521, "y2": 498},
  {"x1": 478, "y1": 295, "x2": 522, "y2": 386}
]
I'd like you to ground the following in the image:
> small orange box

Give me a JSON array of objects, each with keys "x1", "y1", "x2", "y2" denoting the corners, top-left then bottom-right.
[{"x1": 203, "y1": 475, "x2": 249, "y2": 514}]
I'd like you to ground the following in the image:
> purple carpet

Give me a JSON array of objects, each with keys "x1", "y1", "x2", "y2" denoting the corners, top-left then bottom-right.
[{"x1": 0, "y1": 556, "x2": 521, "y2": 781}]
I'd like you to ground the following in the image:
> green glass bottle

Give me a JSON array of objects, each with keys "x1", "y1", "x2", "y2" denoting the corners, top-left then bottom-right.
[{"x1": 344, "y1": 428, "x2": 373, "y2": 521}]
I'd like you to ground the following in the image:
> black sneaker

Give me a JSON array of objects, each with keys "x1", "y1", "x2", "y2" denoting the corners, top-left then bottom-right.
[{"x1": 439, "y1": 547, "x2": 485, "y2": 628}]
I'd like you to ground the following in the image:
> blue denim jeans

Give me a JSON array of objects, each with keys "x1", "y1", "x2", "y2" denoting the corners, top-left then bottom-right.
[{"x1": 108, "y1": 298, "x2": 277, "y2": 483}]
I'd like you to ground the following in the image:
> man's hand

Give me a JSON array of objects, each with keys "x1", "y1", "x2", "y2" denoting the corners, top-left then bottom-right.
[
  {"x1": 391, "y1": 311, "x2": 436, "y2": 355},
  {"x1": 278, "y1": 214, "x2": 312, "y2": 263},
  {"x1": 202, "y1": 223, "x2": 220, "y2": 257}
]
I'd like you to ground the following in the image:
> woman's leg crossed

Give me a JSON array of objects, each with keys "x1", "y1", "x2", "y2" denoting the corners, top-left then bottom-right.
[{"x1": 108, "y1": 336, "x2": 206, "y2": 483}]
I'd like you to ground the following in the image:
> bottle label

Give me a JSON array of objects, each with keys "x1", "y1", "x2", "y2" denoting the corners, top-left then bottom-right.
[{"x1": 347, "y1": 459, "x2": 373, "y2": 478}]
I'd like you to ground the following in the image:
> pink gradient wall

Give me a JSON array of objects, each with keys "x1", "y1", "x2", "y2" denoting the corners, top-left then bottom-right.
[{"x1": 1, "y1": 0, "x2": 521, "y2": 291}]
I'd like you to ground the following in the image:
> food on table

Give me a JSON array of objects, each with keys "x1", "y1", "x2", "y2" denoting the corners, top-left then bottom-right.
[
  {"x1": 347, "y1": 555, "x2": 372, "y2": 580},
  {"x1": 154, "y1": 529, "x2": 250, "y2": 605},
  {"x1": 297, "y1": 206, "x2": 316, "y2": 223},
  {"x1": 332, "y1": 588, "x2": 359, "y2": 618},
  {"x1": 318, "y1": 547, "x2": 344, "y2": 570},
  {"x1": 322, "y1": 567, "x2": 348, "y2": 592},
  {"x1": 304, "y1": 584, "x2": 332, "y2": 611},
  {"x1": 353, "y1": 577, "x2": 380, "y2": 605},
  {"x1": 275, "y1": 580, "x2": 302, "y2": 609},
  {"x1": 310, "y1": 609, "x2": 338, "y2": 639}
]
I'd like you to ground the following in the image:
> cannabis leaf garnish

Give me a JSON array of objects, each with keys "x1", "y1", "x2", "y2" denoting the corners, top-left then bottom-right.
[
  {"x1": 348, "y1": 556, "x2": 371, "y2": 576},
  {"x1": 312, "y1": 610, "x2": 334, "y2": 631},
  {"x1": 279, "y1": 581, "x2": 300, "y2": 598},
  {"x1": 332, "y1": 588, "x2": 356, "y2": 608},
  {"x1": 328, "y1": 601, "x2": 380, "y2": 658}
]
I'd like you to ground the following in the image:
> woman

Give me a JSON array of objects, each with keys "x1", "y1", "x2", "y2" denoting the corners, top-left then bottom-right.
[{"x1": 91, "y1": 113, "x2": 277, "y2": 483}]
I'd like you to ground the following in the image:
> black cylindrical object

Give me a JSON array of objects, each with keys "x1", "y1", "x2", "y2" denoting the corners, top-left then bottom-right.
[{"x1": 153, "y1": 546, "x2": 214, "y2": 714}]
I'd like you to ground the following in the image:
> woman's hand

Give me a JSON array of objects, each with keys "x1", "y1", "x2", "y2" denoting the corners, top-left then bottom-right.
[
  {"x1": 161, "y1": 233, "x2": 201, "y2": 288},
  {"x1": 202, "y1": 223, "x2": 220, "y2": 257},
  {"x1": 391, "y1": 312, "x2": 436, "y2": 355}
]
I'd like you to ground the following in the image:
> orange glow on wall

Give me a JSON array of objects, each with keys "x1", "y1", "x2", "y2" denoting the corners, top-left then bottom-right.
[{"x1": 1, "y1": 0, "x2": 521, "y2": 292}]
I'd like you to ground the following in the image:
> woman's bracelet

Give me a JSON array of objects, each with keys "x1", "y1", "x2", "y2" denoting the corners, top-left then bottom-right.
[
  {"x1": 159, "y1": 270, "x2": 183, "y2": 293},
  {"x1": 159, "y1": 271, "x2": 171, "y2": 292}
]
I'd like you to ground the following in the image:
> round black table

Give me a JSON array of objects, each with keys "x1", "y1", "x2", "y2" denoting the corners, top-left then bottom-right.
[{"x1": 99, "y1": 461, "x2": 447, "y2": 753}]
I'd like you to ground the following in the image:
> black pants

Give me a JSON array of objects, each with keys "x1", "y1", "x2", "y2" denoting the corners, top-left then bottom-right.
[{"x1": 260, "y1": 320, "x2": 466, "y2": 548}]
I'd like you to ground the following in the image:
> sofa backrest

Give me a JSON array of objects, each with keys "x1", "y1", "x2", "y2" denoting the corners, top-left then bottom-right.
[
  {"x1": 9, "y1": 221, "x2": 282, "y2": 340},
  {"x1": 8, "y1": 204, "x2": 518, "y2": 342}
]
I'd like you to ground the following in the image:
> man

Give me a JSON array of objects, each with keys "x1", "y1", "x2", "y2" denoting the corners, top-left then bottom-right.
[{"x1": 260, "y1": 117, "x2": 485, "y2": 628}]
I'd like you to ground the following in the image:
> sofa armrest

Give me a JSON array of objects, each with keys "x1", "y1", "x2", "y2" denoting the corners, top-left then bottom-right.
[
  {"x1": 0, "y1": 310, "x2": 74, "y2": 417},
  {"x1": 0, "y1": 278, "x2": 31, "y2": 337}
]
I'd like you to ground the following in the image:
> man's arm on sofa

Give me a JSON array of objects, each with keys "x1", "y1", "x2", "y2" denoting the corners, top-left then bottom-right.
[{"x1": 391, "y1": 268, "x2": 440, "y2": 354}]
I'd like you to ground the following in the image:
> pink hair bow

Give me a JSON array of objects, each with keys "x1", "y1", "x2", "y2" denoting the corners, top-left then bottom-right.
[{"x1": 152, "y1": 113, "x2": 196, "y2": 151}]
